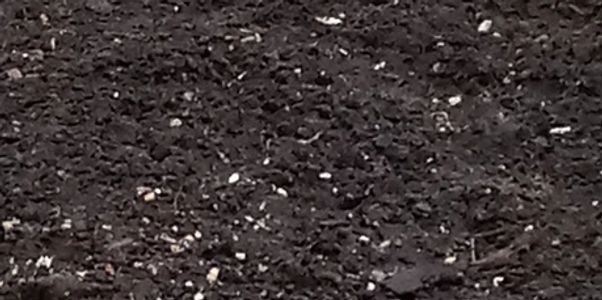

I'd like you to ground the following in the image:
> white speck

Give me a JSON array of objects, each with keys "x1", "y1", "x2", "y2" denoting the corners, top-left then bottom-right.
[
  {"x1": 228, "y1": 172, "x2": 240, "y2": 184},
  {"x1": 366, "y1": 281, "x2": 376, "y2": 291},
  {"x1": 183, "y1": 91, "x2": 195, "y2": 101},
  {"x1": 338, "y1": 48, "x2": 349, "y2": 56},
  {"x1": 61, "y1": 219, "x2": 72, "y2": 230},
  {"x1": 524, "y1": 224, "x2": 534, "y2": 232},
  {"x1": 235, "y1": 252, "x2": 247, "y2": 261},
  {"x1": 133, "y1": 262, "x2": 144, "y2": 268},
  {"x1": 293, "y1": 68, "x2": 302, "y2": 75},
  {"x1": 35, "y1": 256, "x2": 54, "y2": 269},
  {"x1": 276, "y1": 187, "x2": 288, "y2": 197},
  {"x1": 50, "y1": 37, "x2": 57, "y2": 50},
  {"x1": 332, "y1": 187, "x2": 339, "y2": 194},
  {"x1": 370, "y1": 269, "x2": 387, "y2": 282},
  {"x1": 143, "y1": 191, "x2": 156, "y2": 202},
  {"x1": 262, "y1": 157, "x2": 271, "y2": 165},
  {"x1": 2, "y1": 218, "x2": 21, "y2": 232},
  {"x1": 551, "y1": 238, "x2": 561, "y2": 246},
  {"x1": 378, "y1": 240, "x2": 391, "y2": 249},
  {"x1": 319, "y1": 172, "x2": 332, "y2": 180},
  {"x1": 593, "y1": 200, "x2": 599, "y2": 207},
  {"x1": 75, "y1": 270, "x2": 88, "y2": 278},
  {"x1": 258, "y1": 263, "x2": 269, "y2": 273},
  {"x1": 193, "y1": 291, "x2": 205, "y2": 300},
  {"x1": 184, "y1": 280, "x2": 194, "y2": 288},
  {"x1": 432, "y1": 98, "x2": 441, "y2": 104},
  {"x1": 142, "y1": 217, "x2": 151, "y2": 225},
  {"x1": 373, "y1": 61, "x2": 386, "y2": 71},
  {"x1": 493, "y1": 32, "x2": 502, "y2": 38},
  {"x1": 173, "y1": 5, "x2": 179, "y2": 12},
  {"x1": 206, "y1": 267, "x2": 220, "y2": 284},
  {"x1": 448, "y1": 95, "x2": 462, "y2": 106},
  {"x1": 259, "y1": 201, "x2": 267, "y2": 211},
  {"x1": 478, "y1": 19, "x2": 493, "y2": 33},
  {"x1": 170, "y1": 118, "x2": 183, "y2": 127},
  {"x1": 183, "y1": 234, "x2": 195, "y2": 243},
  {"x1": 315, "y1": 16, "x2": 343, "y2": 26},
  {"x1": 443, "y1": 255, "x2": 457, "y2": 265},
  {"x1": 154, "y1": 188, "x2": 162, "y2": 195},
  {"x1": 549, "y1": 126, "x2": 571, "y2": 135},
  {"x1": 492, "y1": 276, "x2": 504, "y2": 287},
  {"x1": 194, "y1": 230, "x2": 203, "y2": 239},
  {"x1": 112, "y1": 91, "x2": 120, "y2": 98},
  {"x1": 171, "y1": 225, "x2": 179, "y2": 233},
  {"x1": 358, "y1": 235, "x2": 370, "y2": 244}
]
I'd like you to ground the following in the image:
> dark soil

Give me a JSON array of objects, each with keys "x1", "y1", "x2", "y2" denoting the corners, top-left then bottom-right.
[{"x1": 1, "y1": 1, "x2": 602, "y2": 299}]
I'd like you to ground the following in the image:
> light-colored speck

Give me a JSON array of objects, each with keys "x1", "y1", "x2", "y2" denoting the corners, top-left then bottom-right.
[
  {"x1": 549, "y1": 126, "x2": 571, "y2": 135},
  {"x1": 448, "y1": 95, "x2": 462, "y2": 106},
  {"x1": 276, "y1": 187, "x2": 288, "y2": 197},
  {"x1": 315, "y1": 16, "x2": 343, "y2": 26},
  {"x1": 478, "y1": 19, "x2": 493, "y2": 33},
  {"x1": 193, "y1": 291, "x2": 205, "y2": 300},
  {"x1": 373, "y1": 61, "x2": 386, "y2": 71},
  {"x1": 169, "y1": 118, "x2": 183, "y2": 128},
  {"x1": 183, "y1": 91, "x2": 195, "y2": 101},
  {"x1": 492, "y1": 276, "x2": 504, "y2": 287},
  {"x1": 258, "y1": 263, "x2": 269, "y2": 273},
  {"x1": 593, "y1": 200, "x2": 599, "y2": 207},
  {"x1": 35, "y1": 256, "x2": 53, "y2": 269},
  {"x1": 61, "y1": 219, "x2": 72, "y2": 230},
  {"x1": 2, "y1": 218, "x2": 21, "y2": 232},
  {"x1": 358, "y1": 235, "x2": 370, "y2": 244},
  {"x1": 206, "y1": 267, "x2": 220, "y2": 284},
  {"x1": 319, "y1": 172, "x2": 332, "y2": 180},
  {"x1": 524, "y1": 224, "x2": 534, "y2": 232},
  {"x1": 235, "y1": 252, "x2": 247, "y2": 261},
  {"x1": 194, "y1": 230, "x2": 203, "y2": 239},
  {"x1": 444, "y1": 255, "x2": 457, "y2": 265},
  {"x1": 228, "y1": 172, "x2": 240, "y2": 184},
  {"x1": 366, "y1": 281, "x2": 376, "y2": 291},
  {"x1": 184, "y1": 280, "x2": 194, "y2": 288}
]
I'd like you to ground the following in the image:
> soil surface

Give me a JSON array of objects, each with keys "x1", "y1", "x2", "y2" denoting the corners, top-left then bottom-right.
[{"x1": 1, "y1": 1, "x2": 602, "y2": 299}]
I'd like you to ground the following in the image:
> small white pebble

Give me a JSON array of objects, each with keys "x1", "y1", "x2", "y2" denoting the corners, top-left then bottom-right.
[
  {"x1": 235, "y1": 252, "x2": 247, "y2": 261},
  {"x1": 112, "y1": 91, "x2": 120, "y2": 99},
  {"x1": 184, "y1": 280, "x2": 194, "y2": 288},
  {"x1": 101, "y1": 224, "x2": 112, "y2": 231},
  {"x1": 318, "y1": 172, "x2": 332, "y2": 180},
  {"x1": 315, "y1": 16, "x2": 343, "y2": 26},
  {"x1": 332, "y1": 187, "x2": 339, "y2": 194},
  {"x1": 183, "y1": 91, "x2": 195, "y2": 101},
  {"x1": 262, "y1": 157, "x2": 271, "y2": 165},
  {"x1": 228, "y1": 172, "x2": 240, "y2": 184},
  {"x1": 551, "y1": 238, "x2": 561, "y2": 246},
  {"x1": 194, "y1": 230, "x2": 203, "y2": 240},
  {"x1": 171, "y1": 225, "x2": 179, "y2": 233},
  {"x1": 206, "y1": 267, "x2": 220, "y2": 284},
  {"x1": 276, "y1": 187, "x2": 288, "y2": 197},
  {"x1": 193, "y1": 291, "x2": 205, "y2": 300},
  {"x1": 444, "y1": 255, "x2": 457, "y2": 265},
  {"x1": 133, "y1": 262, "x2": 144, "y2": 268},
  {"x1": 478, "y1": 19, "x2": 493, "y2": 33},
  {"x1": 524, "y1": 224, "x2": 534, "y2": 232},
  {"x1": 60, "y1": 219, "x2": 72, "y2": 230},
  {"x1": 549, "y1": 126, "x2": 571, "y2": 135},
  {"x1": 35, "y1": 256, "x2": 53, "y2": 269},
  {"x1": 143, "y1": 191, "x2": 156, "y2": 202},
  {"x1": 373, "y1": 61, "x2": 386, "y2": 71},
  {"x1": 492, "y1": 276, "x2": 504, "y2": 287},
  {"x1": 366, "y1": 281, "x2": 376, "y2": 292},
  {"x1": 448, "y1": 95, "x2": 462, "y2": 106},
  {"x1": 2, "y1": 218, "x2": 21, "y2": 232},
  {"x1": 358, "y1": 235, "x2": 370, "y2": 244},
  {"x1": 169, "y1": 118, "x2": 183, "y2": 128},
  {"x1": 257, "y1": 263, "x2": 269, "y2": 273},
  {"x1": 593, "y1": 200, "x2": 599, "y2": 207}
]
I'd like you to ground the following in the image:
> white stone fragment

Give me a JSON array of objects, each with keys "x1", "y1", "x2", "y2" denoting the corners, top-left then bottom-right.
[
  {"x1": 315, "y1": 16, "x2": 343, "y2": 26},
  {"x1": 235, "y1": 252, "x2": 247, "y2": 261},
  {"x1": 444, "y1": 255, "x2": 457, "y2": 265},
  {"x1": 193, "y1": 291, "x2": 205, "y2": 300},
  {"x1": 184, "y1": 280, "x2": 194, "y2": 288},
  {"x1": 448, "y1": 95, "x2": 462, "y2": 106},
  {"x1": 2, "y1": 218, "x2": 21, "y2": 232},
  {"x1": 358, "y1": 235, "x2": 370, "y2": 244},
  {"x1": 206, "y1": 267, "x2": 220, "y2": 284},
  {"x1": 366, "y1": 281, "x2": 376, "y2": 291},
  {"x1": 319, "y1": 172, "x2": 332, "y2": 180},
  {"x1": 524, "y1": 224, "x2": 534, "y2": 232},
  {"x1": 549, "y1": 126, "x2": 571, "y2": 135},
  {"x1": 35, "y1": 256, "x2": 53, "y2": 269},
  {"x1": 194, "y1": 230, "x2": 203, "y2": 240},
  {"x1": 492, "y1": 276, "x2": 504, "y2": 287},
  {"x1": 276, "y1": 187, "x2": 288, "y2": 197},
  {"x1": 169, "y1": 118, "x2": 183, "y2": 127},
  {"x1": 373, "y1": 61, "x2": 386, "y2": 71},
  {"x1": 228, "y1": 172, "x2": 240, "y2": 184},
  {"x1": 478, "y1": 19, "x2": 493, "y2": 33}
]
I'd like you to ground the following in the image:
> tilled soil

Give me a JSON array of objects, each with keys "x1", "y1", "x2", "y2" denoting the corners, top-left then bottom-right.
[{"x1": 1, "y1": 1, "x2": 602, "y2": 299}]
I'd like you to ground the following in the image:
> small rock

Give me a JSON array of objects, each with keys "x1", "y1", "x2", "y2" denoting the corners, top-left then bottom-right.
[
  {"x1": 443, "y1": 255, "x2": 457, "y2": 265},
  {"x1": 492, "y1": 276, "x2": 504, "y2": 287},
  {"x1": 143, "y1": 191, "x2": 156, "y2": 202},
  {"x1": 448, "y1": 95, "x2": 462, "y2": 106},
  {"x1": 184, "y1": 280, "x2": 194, "y2": 288},
  {"x1": 549, "y1": 126, "x2": 571, "y2": 135},
  {"x1": 478, "y1": 19, "x2": 493, "y2": 33},
  {"x1": 371, "y1": 269, "x2": 387, "y2": 282},
  {"x1": 228, "y1": 172, "x2": 240, "y2": 184},
  {"x1": 366, "y1": 281, "x2": 376, "y2": 292},
  {"x1": 6, "y1": 68, "x2": 23, "y2": 80},
  {"x1": 169, "y1": 118, "x2": 183, "y2": 127},
  {"x1": 193, "y1": 291, "x2": 205, "y2": 300},
  {"x1": 183, "y1": 91, "x2": 195, "y2": 101},
  {"x1": 235, "y1": 252, "x2": 247, "y2": 261},
  {"x1": 35, "y1": 256, "x2": 54, "y2": 269},
  {"x1": 319, "y1": 172, "x2": 332, "y2": 180},
  {"x1": 206, "y1": 267, "x2": 220, "y2": 285},
  {"x1": 315, "y1": 16, "x2": 343, "y2": 26},
  {"x1": 2, "y1": 217, "x2": 21, "y2": 232},
  {"x1": 276, "y1": 187, "x2": 288, "y2": 197}
]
